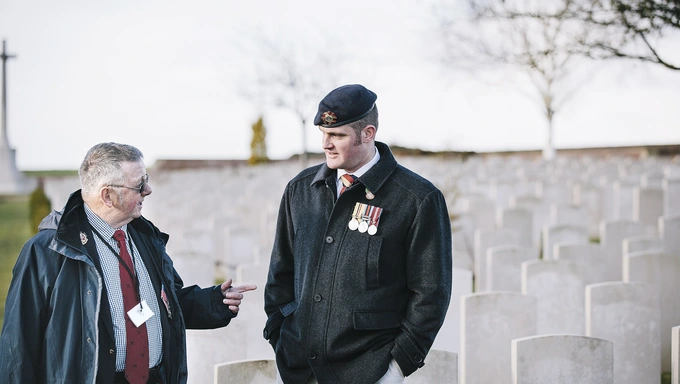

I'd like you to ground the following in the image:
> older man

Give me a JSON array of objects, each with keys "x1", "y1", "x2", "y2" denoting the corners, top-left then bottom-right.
[
  {"x1": 0, "y1": 142, "x2": 256, "y2": 384},
  {"x1": 264, "y1": 84, "x2": 452, "y2": 384}
]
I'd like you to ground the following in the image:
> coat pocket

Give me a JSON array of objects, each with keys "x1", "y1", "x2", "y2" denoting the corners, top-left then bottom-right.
[
  {"x1": 353, "y1": 310, "x2": 401, "y2": 330},
  {"x1": 280, "y1": 300, "x2": 297, "y2": 317},
  {"x1": 366, "y1": 236, "x2": 383, "y2": 289}
]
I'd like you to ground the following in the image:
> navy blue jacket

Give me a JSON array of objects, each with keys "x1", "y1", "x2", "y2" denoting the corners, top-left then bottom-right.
[{"x1": 0, "y1": 191, "x2": 235, "y2": 383}]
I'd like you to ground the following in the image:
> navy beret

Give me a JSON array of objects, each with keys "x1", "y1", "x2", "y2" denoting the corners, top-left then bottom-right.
[{"x1": 314, "y1": 84, "x2": 377, "y2": 128}]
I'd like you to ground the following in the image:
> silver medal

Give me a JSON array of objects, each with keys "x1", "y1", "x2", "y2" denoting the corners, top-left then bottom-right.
[{"x1": 358, "y1": 220, "x2": 369, "y2": 233}]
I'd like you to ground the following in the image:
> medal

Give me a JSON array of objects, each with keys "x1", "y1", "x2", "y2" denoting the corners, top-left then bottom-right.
[
  {"x1": 365, "y1": 188, "x2": 375, "y2": 200},
  {"x1": 367, "y1": 225, "x2": 378, "y2": 236},
  {"x1": 80, "y1": 231, "x2": 88, "y2": 245},
  {"x1": 358, "y1": 205, "x2": 372, "y2": 233},
  {"x1": 348, "y1": 203, "x2": 361, "y2": 231},
  {"x1": 367, "y1": 207, "x2": 383, "y2": 236}
]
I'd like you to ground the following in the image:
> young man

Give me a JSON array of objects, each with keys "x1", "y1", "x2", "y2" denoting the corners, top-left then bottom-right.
[
  {"x1": 0, "y1": 142, "x2": 257, "y2": 384},
  {"x1": 264, "y1": 84, "x2": 452, "y2": 384}
]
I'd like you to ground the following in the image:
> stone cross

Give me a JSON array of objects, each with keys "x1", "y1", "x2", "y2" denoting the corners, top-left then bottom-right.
[{"x1": 1, "y1": 40, "x2": 17, "y2": 150}]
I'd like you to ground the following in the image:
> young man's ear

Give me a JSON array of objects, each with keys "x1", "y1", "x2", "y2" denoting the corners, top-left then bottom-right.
[{"x1": 362, "y1": 125, "x2": 376, "y2": 142}]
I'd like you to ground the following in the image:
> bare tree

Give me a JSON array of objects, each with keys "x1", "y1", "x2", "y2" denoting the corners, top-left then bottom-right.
[
  {"x1": 229, "y1": 25, "x2": 346, "y2": 167},
  {"x1": 433, "y1": 0, "x2": 592, "y2": 159},
  {"x1": 570, "y1": 0, "x2": 680, "y2": 70}
]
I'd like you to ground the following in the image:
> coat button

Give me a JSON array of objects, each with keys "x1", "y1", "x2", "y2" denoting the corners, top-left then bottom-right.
[
  {"x1": 325, "y1": 236, "x2": 333, "y2": 244},
  {"x1": 314, "y1": 294, "x2": 322, "y2": 302},
  {"x1": 109, "y1": 349, "x2": 115, "y2": 355},
  {"x1": 308, "y1": 352, "x2": 317, "y2": 360},
  {"x1": 87, "y1": 290, "x2": 92, "y2": 295}
]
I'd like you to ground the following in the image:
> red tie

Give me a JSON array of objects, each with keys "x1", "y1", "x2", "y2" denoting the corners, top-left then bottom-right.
[
  {"x1": 113, "y1": 230, "x2": 149, "y2": 384},
  {"x1": 340, "y1": 174, "x2": 356, "y2": 195}
]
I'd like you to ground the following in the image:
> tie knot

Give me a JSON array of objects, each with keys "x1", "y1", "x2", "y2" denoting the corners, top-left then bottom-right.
[
  {"x1": 340, "y1": 174, "x2": 356, "y2": 188},
  {"x1": 113, "y1": 229, "x2": 126, "y2": 244}
]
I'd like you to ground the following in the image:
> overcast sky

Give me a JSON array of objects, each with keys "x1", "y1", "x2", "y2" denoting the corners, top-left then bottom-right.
[{"x1": 1, "y1": 0, "x2": 679, "y2": 170}]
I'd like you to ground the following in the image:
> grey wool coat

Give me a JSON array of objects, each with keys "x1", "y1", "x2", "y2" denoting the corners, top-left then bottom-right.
[{"x1": 264, "y1": 142, "x2": 453, "y2": 384}]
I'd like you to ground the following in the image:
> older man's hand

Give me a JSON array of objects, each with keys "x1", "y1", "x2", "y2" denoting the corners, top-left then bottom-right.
[{"x1": 220, "y1": 278, "x2": 258, "y2": 313}]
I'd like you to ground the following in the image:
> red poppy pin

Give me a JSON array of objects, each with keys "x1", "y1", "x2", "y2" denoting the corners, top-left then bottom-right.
[{"x1": 321, "y1": 111, "x2": 337, "y2": 125}]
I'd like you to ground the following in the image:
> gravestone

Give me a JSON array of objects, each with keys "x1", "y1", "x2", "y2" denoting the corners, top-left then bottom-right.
[
  {"x1": 664, "y1": 178, "x2": 680, "y2": 217},
  {"x1": 674, "y1": 326, "x2": 680, "y2": 384},
  {"x1": 187, "y1": 324, "x2": 248, "y2": 384},
  {"x1": 487, "y1": 245, "x2": 539, "y2": 292},
  {"x1": 474, "y1": 228, "x2": 520, "y2": 292},
  {"x1": 214, "y1": 359, "x2": 277, "y2": 384},
  {"x1": 541, "y1": 225, "x2": 589, "y2": 260},
  {"x1": 460, "y1": 292, "x2": 536, "y2": 384},
  {"x1": 586, "y1": 281, "x2": 660, "y2": 384},
  {"x1": 536, "y1": 180, "x2": 573, "y2": 205},
  {"x1": 553, "y1": 243, "x2": 604, "y2": 284},
  {"x1": 573, "y1": 182, "x2": 603, "y2": 238},
  {"x1": 461, "y1": 196, "x2": 496, "y2": 231},
  {"x1": 641, "y1": 170, "x2": 665, "y2": 188},
  {"x1": 405, "y1": 349, "x2": 457, "y2": 384},
  {"x1": 622, "y1": 235, "x2": 664, "y2": 255},
  {"x1": 498, "y1": 207, "x2": 533, "y2": 247},
  {"x1": 452, "y1": 230, "x2": 474, "y2": 271},
  {"x1": 634, "y1": 187, "x2": 664, "y2": 233},
  {"x1": 613, "y1": 180, "x2": 637, "y2": 220},
  {"x1": 623, "y1": 250, "x2": 680, "y2": 373},
  {"x1": 522, "y1": 259, "x2": 586, "y2": 335},
  {"x1": 432, "y1": 268, "x2": 473, "y2": 353},
  {"x1": 508, "y1": 195, "x2": 543, "y2": 247},
  {"x1": 600, "y1": 220, "x2": 649, "y2": 281},
  {"x1": 511, "y1": 335, "x2": 613, "y2": 384},
  {"x1": 550, "y1": 203, "x2": 589, "y2": 229},
  {"x1": 660, "y1": 215, "x2": 680, "y2": 256}
]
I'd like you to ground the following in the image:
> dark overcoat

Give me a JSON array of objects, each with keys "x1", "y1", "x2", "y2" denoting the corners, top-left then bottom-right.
[{"x1": 264, "y1": 142, "x2": 453, "y2": 384}]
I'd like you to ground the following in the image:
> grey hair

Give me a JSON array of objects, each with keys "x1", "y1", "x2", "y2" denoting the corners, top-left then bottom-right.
[
  {"x1": 79, "y1": 142, "x2": 144, "y2": 196},
  {"x1": 349, "y1": 105, "x2": 379, "y2": 145}
]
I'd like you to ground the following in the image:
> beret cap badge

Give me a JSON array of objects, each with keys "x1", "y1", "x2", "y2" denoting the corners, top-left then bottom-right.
[{"x1": 321, "y1": 111, "x2": 337, "y2": 125}]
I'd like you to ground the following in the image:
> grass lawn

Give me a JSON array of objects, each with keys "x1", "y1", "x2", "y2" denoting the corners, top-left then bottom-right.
[{"x1": 0, "y1": 195, "x2": 32, "y2": 329}]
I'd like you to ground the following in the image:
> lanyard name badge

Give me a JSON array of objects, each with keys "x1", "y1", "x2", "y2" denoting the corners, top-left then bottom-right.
[{"x1": 90, "y1": 227, "x2": 154, "y2": 327}]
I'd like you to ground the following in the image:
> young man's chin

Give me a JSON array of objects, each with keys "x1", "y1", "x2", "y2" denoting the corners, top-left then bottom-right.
[{"x1": 325, "y1": 157, "x2": 342, "y2": 170}]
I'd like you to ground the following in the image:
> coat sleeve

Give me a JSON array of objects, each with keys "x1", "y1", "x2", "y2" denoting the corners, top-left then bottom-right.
[
  {"x1": 0, "y1": 238, "x2": 54, "y2": 383},
  {"x1": 262, "y1": 186, "x2": 296, "y2": 349},
  {"x1": 391, "y1": 190, "x2": 453, "y2": 376},
  {"x1": 169, "y1": 256, "x2": 236, "y2": 329}
]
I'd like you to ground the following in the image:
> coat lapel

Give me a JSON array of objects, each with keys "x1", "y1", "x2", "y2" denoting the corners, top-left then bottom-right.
[{"x1": 79, "y1": 225, "x2": 116, "y2": 343}]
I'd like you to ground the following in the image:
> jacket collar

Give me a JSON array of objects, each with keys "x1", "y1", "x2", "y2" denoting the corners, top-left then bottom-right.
[
  {"x1": 311, "y1": 141, "x2": 398, "y2": 195},
  {"x1": 50, "y1": 190, "x2": 168, "y2": 258},
  {"x1": 48, "y1": 190, "x2": 96, "y2": 261}
]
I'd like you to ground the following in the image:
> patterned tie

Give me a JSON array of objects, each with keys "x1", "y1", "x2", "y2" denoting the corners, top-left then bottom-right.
[
  {"x1": 113, "y1": 230, "x2": 149, "y2": 384},
  {"x1": 340, "y1": 174, "x2": 356, "y2": 195}
]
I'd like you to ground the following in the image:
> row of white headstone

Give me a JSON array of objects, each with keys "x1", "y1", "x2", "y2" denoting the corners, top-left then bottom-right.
[
  {"x1": 444, "y1": 156, "x2": 680, "y2": 383},
  {"x1": 213, "y1": 325, "x2": 680, "y2": 384}
]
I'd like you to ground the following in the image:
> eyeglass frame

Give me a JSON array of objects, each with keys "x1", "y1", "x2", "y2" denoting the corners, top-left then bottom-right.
[{"x1": 108, "y1": 174, "x2": 149, "y2": 194}]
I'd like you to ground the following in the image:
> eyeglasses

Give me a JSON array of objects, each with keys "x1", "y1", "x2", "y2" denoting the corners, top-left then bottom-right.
[{"x1": 108, "y1": 174, "x2": 149, "y2": 194}]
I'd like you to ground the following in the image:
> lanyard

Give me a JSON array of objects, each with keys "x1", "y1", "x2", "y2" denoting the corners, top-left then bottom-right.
[{"x1": 90, "y1": 226, "x2": 143, "y2": 306}]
